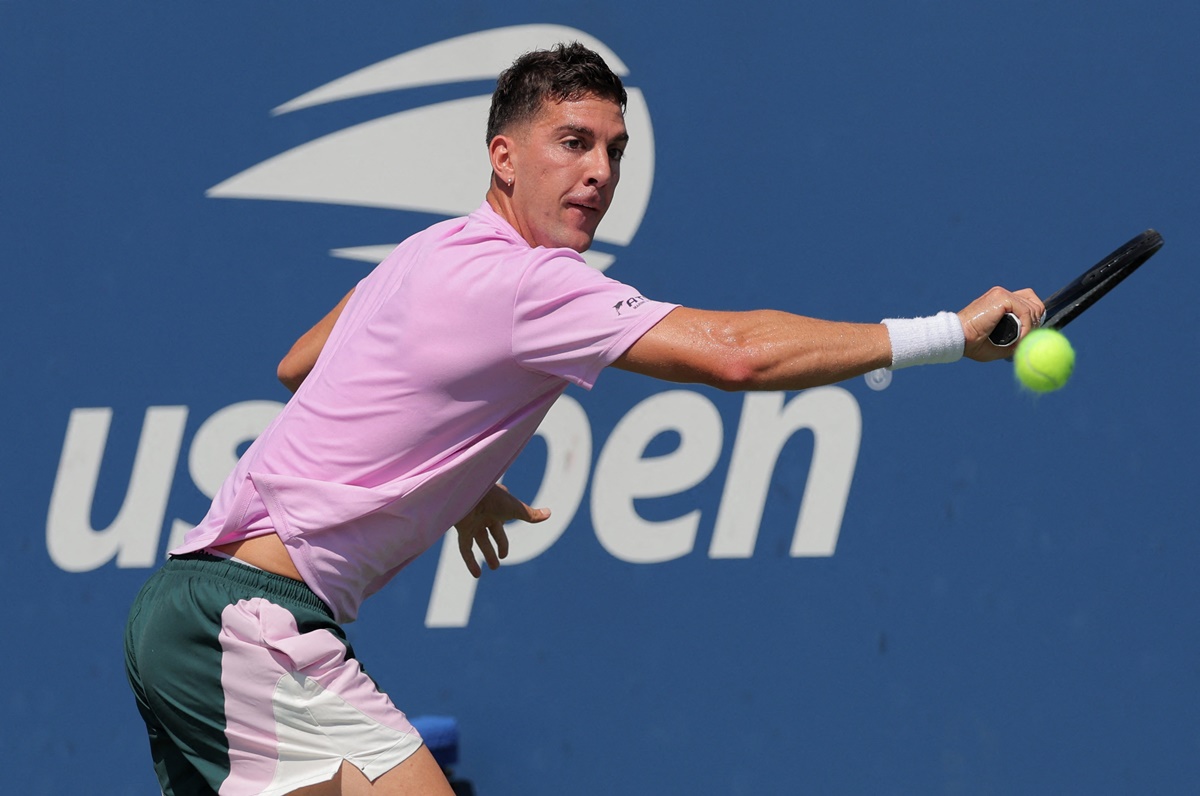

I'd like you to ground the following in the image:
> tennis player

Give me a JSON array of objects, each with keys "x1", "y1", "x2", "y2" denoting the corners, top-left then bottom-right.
[{"x1": 125, "y1": 42, "x2": 1044, "y2": 795}]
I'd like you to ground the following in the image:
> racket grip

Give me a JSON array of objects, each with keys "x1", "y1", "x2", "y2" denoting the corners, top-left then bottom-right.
[{"x1": 988, "y1": 313, "x2": 1020, "y2": 347}]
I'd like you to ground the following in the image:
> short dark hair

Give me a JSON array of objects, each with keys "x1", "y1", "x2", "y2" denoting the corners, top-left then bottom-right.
[{"x1": 486, "y1": 42, "x2": 627, "y2": 143}]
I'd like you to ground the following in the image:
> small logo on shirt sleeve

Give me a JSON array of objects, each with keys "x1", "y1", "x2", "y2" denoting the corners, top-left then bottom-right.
[{"x1": 613, "y1": 295, "x2": 648, "y2": 315}]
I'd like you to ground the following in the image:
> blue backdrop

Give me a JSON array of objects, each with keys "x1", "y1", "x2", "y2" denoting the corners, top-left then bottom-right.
[{"x1": 3, "y1": 2, "x2": 1198, "y2": 793}]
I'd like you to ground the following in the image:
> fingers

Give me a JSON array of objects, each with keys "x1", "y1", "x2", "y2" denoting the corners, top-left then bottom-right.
[
  {"x1": 457, "y1": 530, "x2": 482, "y2": 579},
  {"x1": 453, "y1": 485, "x2": 551, "y2": 578},
  {"x1": 960, "y1": 286, "x2": 1045, "y2": 362},
  {"x1": 476, "y1": 529, "x2": 500, "y2": 572},
  {"x1": 1013, "y1": 288, "x2": 1046, "y2": 327},
  {"x1": 492, "y1": 488, "x2": 551, "y2": 525},
  {"x1": 455, "y1": 520, "x2": 512, "y2": 578},
  {"x1": 492, "y1": 523, "x2": 509, "y2": 561},
  {"x1": 520, "y1": 505, "x2": 552, "y2": 523},
  {"x1": 456, "y1": 523, "x2": 502, "y2": 575}
]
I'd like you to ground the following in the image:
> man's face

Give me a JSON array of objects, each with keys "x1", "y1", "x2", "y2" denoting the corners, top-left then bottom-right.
[{"x1": 505, "y1": 95, "x2": 628, "y2": 253}]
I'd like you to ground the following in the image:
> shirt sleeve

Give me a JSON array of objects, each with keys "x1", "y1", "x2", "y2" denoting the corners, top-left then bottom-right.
[{"x1": 511, "y1": 251, "x2": 679, "y2": 389}]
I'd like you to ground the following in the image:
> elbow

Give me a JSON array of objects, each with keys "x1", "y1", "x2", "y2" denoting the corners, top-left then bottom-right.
[
  {"x1": 276, "y1": 355, "x2": 305, "y2": 393},
  {"x1": 705, "y1": 350, "x2": 768, "y2": 392},
  {"x1": 695, "y1": 315, "x2": 780, "y2": 391}
]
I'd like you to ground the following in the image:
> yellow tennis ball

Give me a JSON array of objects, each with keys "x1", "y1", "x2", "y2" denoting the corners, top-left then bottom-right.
[{"x1": 1014, "y1": 328, "x2": 1075, "y2": 392}]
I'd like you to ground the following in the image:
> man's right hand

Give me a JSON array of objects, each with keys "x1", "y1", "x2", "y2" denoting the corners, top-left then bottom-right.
[{"x1": 958, "y1": 287, "x2": 1045, "y2": 362}]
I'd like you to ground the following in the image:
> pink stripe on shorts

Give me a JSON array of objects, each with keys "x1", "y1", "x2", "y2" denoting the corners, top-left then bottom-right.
[{"x1": 217, "y1": 597, "x2": 423, "y2": 795}]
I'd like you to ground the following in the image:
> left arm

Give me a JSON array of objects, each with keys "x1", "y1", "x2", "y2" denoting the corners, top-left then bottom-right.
[
  {"x1": 277, "y1": 289, "x2": 355, "y2": 393},
  {"x1": 277, "y1": 287, "x2": 549, "y2": 576}
]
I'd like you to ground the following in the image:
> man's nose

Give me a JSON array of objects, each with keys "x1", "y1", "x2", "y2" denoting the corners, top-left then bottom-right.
[{"x1": 585, "y1": 148, "x2": 615, "y2": 187}]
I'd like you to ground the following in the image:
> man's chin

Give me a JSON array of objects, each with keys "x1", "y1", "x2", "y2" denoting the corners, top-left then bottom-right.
[
  {"x1": 557, "y1": 228, "x2": 596, "y2": 253},
  {"x1": 536, "y1": 221, "x2": 598, "y2": 253}
]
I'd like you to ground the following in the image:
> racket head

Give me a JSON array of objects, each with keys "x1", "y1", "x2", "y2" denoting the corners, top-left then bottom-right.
[
  {"x1": 988, "y1": 229, "x2": 1163, "y2": 346},
  {"x1": 1041, "y1": 229, "x2": 1163, "y2": 331}
]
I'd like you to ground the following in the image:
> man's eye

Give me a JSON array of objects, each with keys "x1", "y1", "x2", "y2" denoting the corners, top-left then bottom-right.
[
  {"x1": 563, "y1": 139, "x2": 583, "y2": 150},
  {"x1": 609, "y1": 148, "x2": 625, "y2": 162}
]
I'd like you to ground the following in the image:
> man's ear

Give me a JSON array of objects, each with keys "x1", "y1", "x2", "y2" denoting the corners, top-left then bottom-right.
[{"x1": 489, "y1": 134, "x2": 515, "y2": 186}]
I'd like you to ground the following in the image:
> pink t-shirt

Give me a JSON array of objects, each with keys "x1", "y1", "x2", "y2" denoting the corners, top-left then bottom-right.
[{"x1": 173, "y1": 202, "x2": 678, "y2": 621}]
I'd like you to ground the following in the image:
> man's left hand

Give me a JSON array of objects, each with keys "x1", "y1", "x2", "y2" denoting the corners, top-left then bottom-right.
[{"x1": 453, "y1": 484, "x2": 551, "y2": 578}]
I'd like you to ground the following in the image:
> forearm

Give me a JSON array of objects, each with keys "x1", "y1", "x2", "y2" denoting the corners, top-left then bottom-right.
[
  {"x1": 615, "y1": 308, "x2": 892, "y2": 391},
  {"x1": 725, "y1": 311, "x2": 893, "y2": 390}
]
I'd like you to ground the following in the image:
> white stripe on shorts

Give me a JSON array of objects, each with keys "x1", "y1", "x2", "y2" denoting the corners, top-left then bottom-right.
[{"x1": 217, "y1": 597, "x2": 424, "y2": 795}]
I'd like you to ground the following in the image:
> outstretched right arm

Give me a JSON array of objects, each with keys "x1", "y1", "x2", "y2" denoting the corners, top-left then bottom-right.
[{"x1": 612, "y1": 287, "x2": 1044, "y2": 390}]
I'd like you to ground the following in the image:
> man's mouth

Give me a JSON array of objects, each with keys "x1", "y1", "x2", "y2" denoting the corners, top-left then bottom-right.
[{"x1": 566, "y1": 196, "x2": 601, "y2": 213}]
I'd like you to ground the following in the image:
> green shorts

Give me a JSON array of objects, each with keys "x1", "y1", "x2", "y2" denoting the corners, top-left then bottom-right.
[{"x1": 124, "y1": 553, "x2": 422, "y2": 796}]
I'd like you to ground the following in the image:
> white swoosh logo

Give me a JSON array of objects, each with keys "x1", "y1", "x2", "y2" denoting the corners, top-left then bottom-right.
[{"x1": 206, "y1": 25, "x2": 654, "y2": 272}]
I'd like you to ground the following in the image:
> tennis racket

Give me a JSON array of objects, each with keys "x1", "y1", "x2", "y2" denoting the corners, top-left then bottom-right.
[{"x1": 989, "y1": 229, "x2": 1164, "y2": 346}]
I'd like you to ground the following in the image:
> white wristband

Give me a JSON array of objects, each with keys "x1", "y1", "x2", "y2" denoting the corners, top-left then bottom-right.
[{"x1": 881, "y1": 312, "x2": 965, "y2": 370}]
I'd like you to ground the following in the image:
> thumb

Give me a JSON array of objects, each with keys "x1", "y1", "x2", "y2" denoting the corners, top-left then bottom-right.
[{"x1": 522, "y1": 505, "x2": 552, "y2": 523}]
